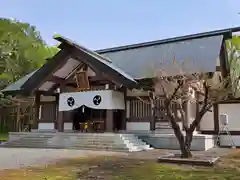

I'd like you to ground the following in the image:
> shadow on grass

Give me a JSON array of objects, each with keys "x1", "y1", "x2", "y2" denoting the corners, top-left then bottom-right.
[{"x1": 1, "y1": 150, "x2": 240, "y2": 180}]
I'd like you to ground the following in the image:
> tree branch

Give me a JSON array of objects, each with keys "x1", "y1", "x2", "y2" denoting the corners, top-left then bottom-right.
[{"x1": 166, "y1": 80, "x2": 183, "y2": 107}]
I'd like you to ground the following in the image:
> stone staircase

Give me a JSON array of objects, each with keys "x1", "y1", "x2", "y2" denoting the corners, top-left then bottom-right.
[
  {"x1": 1, "y1": 132, "x2": 153, "y2": 152},
  {"x1": 119, "y1": 134, "x2": 153, "y2": 151}
]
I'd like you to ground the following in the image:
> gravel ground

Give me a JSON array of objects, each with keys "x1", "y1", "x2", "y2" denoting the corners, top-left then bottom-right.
[
  {"x1": 0, "y1": 147, "x2": 232, "y2": 170},
  {"x1": 125, "y1": 147, "x2": 232, "y2": 160},
  {"x1": 0, "y1": 148, "x2": 127, "y2": 170}
]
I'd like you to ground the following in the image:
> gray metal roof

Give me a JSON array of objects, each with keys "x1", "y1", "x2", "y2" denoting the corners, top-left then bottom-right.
[
  {"x1": 100, "y1": 35, "x2": 224, "y2": 78},
  {"x1": 3, "y1": 26, "x2": 238, "y2": 94},
  {"x1": 1, "y1": 70, "x2": 37, "y2": 93},
  {"x1": 96, "y1": 26, "x2": 240, "y2": 54}
]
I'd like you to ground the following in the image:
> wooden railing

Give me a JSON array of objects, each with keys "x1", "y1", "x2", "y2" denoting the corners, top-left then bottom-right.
[
  {"x1": 128, "y1": 97, "x2": 177, "y2": 122},
  {"x1": 0, "y1": 105, "x2": 35, "y2": 133}
]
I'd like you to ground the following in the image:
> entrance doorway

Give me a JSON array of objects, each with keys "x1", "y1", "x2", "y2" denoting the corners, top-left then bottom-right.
[
  {"x1": 113, "y1": 110, "x2": 123, "y2": 131},
  {"x1": 72, "y1": 106, "x2": 106, "y2": 132},
  {"x1": 73, "y1": 106, "x2": 91, "y2": 130}
]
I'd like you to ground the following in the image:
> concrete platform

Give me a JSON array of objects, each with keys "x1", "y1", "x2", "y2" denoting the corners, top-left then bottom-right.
[
  {"x1": 6, "y1": 132, "x2": 152, "y2": 152},
  {"x1": 7, "y1": 131, "x2": 215, "y2": 151},
  {"x1": 138, "y1": 133, "x2": 214, "y2": 151}
]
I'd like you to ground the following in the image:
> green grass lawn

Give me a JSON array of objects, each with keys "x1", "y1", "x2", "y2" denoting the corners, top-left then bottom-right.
[
  {"x1": 1, "y1": 150, "x2": 240, "y2": 180},
  {"x1": 0, "y1": 133, "x2": 8, "y2": 141}
]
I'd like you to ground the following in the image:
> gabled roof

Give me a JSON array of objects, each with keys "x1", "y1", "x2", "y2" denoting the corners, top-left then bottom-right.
[
  {"x1": 54, "y1": 35, "x2": 136, "y2": 83},
  {"x1": 9, "y1": 35, "x2": 137, "y2": 95},
  {"x1": 2, "y1": 26, "x2": 240, "y2": 95},
  {"x1": 2, "y1": 71, "x2": 37, "y2": 94}
]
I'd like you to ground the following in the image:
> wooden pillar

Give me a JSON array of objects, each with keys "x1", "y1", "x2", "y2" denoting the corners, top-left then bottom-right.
[
  {"x1": 149, "y1": 91, "x2": 156, "y2": 131},
  {"x1": 106, "y1": 110, "x2": 113, "y2": 132},
  {"x1": 55, "y1": 94, "x2": 59, "y2": 130},
  {"x1": 33, "y1": 92, "x2": 40, "y2": 130},
  {"x1": 213, "y1": 103, "x2": 219, "y2": 133},
  {"x1": 57, "y1": 110, "x2": 64, "y2": 132},
  {"x1": 57, "y1": 86, "x2": 64, "y2": 132},
  {"x1": 121, "y1": 88, "x2": 127, "y2": 130},
  {"x1": 16, "y1": 103, "x2": 21, "y2": 132}
]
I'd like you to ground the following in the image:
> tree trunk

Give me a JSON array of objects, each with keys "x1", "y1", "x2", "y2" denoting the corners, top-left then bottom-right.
[
  {"x1": 174, "y1": 129, "x2": 192, "y2": 158},
  {"x1": 166, "y1": 102, "x2": 194, "y2": 158},
  {"x1": 182, "y1": 131, "x2": 193, "y2": 158},
  {"x1": 169, "y1": 118, "x2": 193, "y2": 158},
  {"x1": 181, "y1": 145, "x2": 192, "y2": 158}
]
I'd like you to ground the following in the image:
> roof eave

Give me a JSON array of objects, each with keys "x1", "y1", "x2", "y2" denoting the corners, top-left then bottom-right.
[{"x1": 95, "y1": 26, "x2": 240, "y2": 54}]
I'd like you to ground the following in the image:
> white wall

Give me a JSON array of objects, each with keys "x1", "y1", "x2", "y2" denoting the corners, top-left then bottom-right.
[
  {"x1": 126, "y1": 122, "x2": 150, "y2": 131},
  {"x1": 37, "y1": 123, "x2": 73, "y2": 131},
  {"x1": 220, "y1": 135, "x2": 240, "y2": 147},
  {"x1": 217, "y1": 103, "x2": 240, "y2": 147},
  {"x1": 218, "y1": 103, "x2": 240, "y2": 131},
  {"x1": 38, "y1": 123, "x2": 55, "y2": 130},
  {"x1": 64, "y1": 123, "x2": 73, "y2": 130},
  {"x1": 200, "y1": 103, "x2": 240, "y2": 131},
  {"x1": 199, "y1": 107, "x2": 214, "y2": 130}
]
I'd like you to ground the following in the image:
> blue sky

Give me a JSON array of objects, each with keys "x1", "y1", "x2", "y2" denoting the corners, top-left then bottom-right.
[{"x1": 1, "y1": 0, "x2": 240, "y2": 50}]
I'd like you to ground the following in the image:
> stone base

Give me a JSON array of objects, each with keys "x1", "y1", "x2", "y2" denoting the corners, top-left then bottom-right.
[
  {"x1": 158, "y1": 154, "x2": 219, "y2": 166},
  {"x1": 138, "y1": 133, "x2": 214, "y2": 151}
]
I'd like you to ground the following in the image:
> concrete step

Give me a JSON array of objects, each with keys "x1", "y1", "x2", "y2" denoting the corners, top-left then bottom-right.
[
  {"x1": 5, "y1": 141, "x2": 126, "y2": 147},
  {"x1": 5, "y1": 132, "x2": 153, "y2": 152},
  {"x1": 119, "y1": 134, "x2": 153, "y2": 151},
  {"x1": 2, "y1": 144, "x2": 131, "y2": 152},
  {"x1": 121, "y1": 137, "x2": 147, "y2": 145},
  {"x1": 7, "y1": 140, "x2": 124, "y2": 146},
  {"x1": 6, "y1": 139, "x2": 127, "y2": 148},
  {"x1": 19, "y1": 135, "x2": 119, "y2": 139}
]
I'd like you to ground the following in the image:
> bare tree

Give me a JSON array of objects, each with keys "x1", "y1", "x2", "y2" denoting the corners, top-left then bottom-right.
[{"x1": 153, "y1": 59, "x2": 235, "y2": 158}]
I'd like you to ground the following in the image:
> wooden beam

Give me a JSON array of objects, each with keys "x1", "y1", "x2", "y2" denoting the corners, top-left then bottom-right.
[
  {"x1": 47, "y1": 75, "x2": 114, "y2": 92},
  {"x1": 36, "y1": 90, "x2": 57, "y2": 96},
  {"x1": 22, "y1": 45, "x2": 74, "y2": 94},
  {"x1": 48, "y1": 76, "x2": 66, "y2": 84},
  {"x1": 72, "y1": 53, "x2": 122, "y2": 87},
  {"x1": 46, "y1": 62, "x2": 86, "y2": 92}
]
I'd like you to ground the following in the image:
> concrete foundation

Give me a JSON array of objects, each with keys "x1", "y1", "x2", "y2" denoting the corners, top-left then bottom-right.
[
  {"x1": 8, "y1": 131, "x2": 215, "y2": 151},
  {"x1": 138, "y1": 133, "x2": 214, "y2": 151}
]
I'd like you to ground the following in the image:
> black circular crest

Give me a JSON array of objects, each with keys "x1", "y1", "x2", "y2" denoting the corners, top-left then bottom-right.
[
  {"x1": 93, "y1": 95, "x2": 102, "y2": 105},
  {"x1": 67, "y1": 97, "x2": 75, "y2": 107}
]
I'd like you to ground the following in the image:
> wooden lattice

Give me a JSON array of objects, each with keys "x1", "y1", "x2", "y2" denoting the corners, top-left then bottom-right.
[{"x1": 75, "y1": 71, "x2": 90, "y2": 91}]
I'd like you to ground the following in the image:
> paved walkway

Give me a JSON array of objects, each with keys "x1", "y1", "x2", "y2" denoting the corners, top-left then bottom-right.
[{"x1": 0, "y1": 148, "x2": 126, "y2": 170}]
